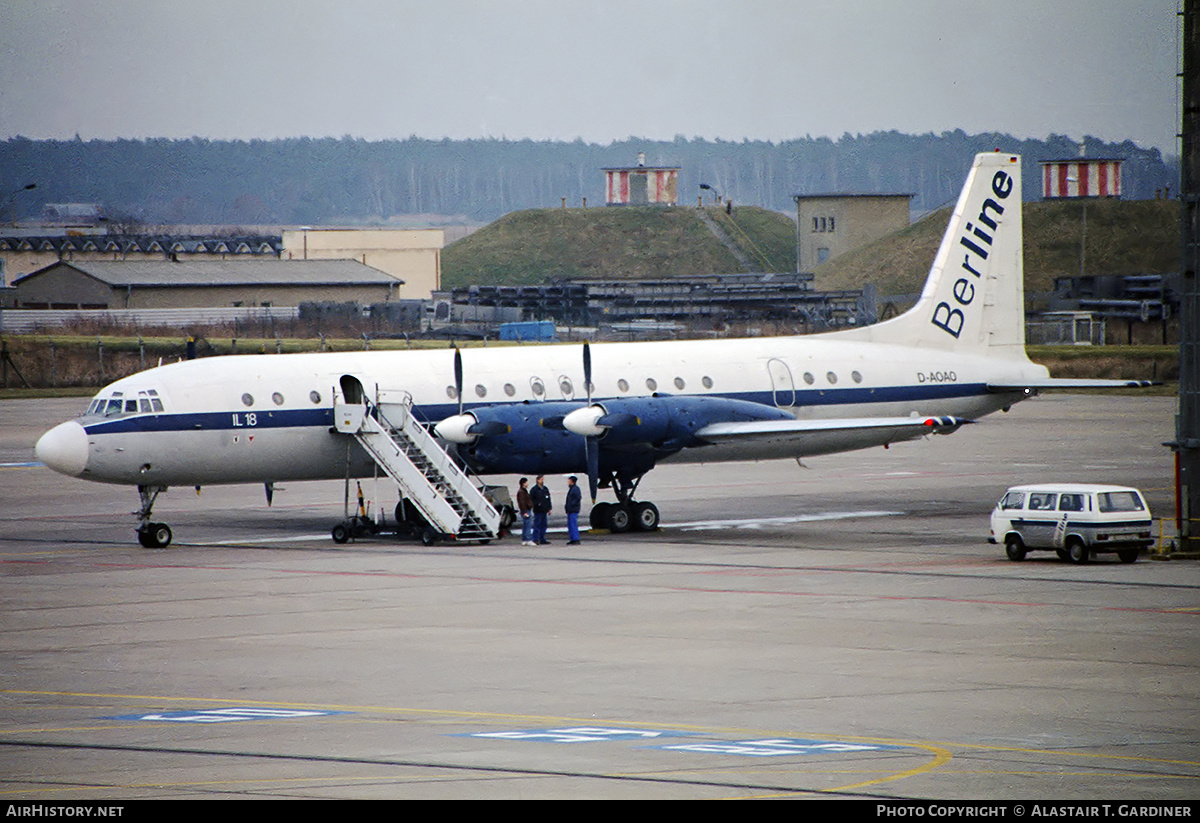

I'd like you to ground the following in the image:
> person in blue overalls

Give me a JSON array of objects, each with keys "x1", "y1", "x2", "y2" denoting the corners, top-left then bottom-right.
[
  {"x1": 564, "y1": 475, "x2": 582, "y2": 545},
  {"x1": 530, "y1": 474, "x2": 552, "y2": 545}
]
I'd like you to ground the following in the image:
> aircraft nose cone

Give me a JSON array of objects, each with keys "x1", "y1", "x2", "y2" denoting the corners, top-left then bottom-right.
[{"x1": 35, "y1": 421, "x2": 89, "y2": 477}]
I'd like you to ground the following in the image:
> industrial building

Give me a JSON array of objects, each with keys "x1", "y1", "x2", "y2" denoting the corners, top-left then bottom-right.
[
  {"x1": 0, "y1": 233, "x2": 283, "y2": 288},
  {"x1": 280, "y1": 228, "x2": 444, "y2": 298},
  {"x1": 10, "y1": 259, "x2": 403, "y2": 310},
  {"x1": 792, "y1": 192, "x2": 912, "y2": 272}
]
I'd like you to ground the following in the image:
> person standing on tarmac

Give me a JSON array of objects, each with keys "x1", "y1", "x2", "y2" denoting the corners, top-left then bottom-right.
[
  {"x1": 565, "y1": 475, "x2": 582, "y2": 545},
  {"x1": 530, "y1": 474, "x2": 552, "y2": 545},
  {"x1": 517, "y1": 477, "x2": 534, "y2": 546}
]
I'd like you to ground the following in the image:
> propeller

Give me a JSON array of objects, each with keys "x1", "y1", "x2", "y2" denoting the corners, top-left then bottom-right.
[
  {"x1": 434, "y1": 346, "x2": 511, "y2": 442},
  {"x1": 582, "y1": 342, "x2": 599, "y2": 503},
  {"x1": 454, "y1": 346, "x2": 464, "y2": 416}
]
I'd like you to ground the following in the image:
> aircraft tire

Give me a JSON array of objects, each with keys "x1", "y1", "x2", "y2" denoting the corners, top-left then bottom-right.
[
  {"x1": 1004, "y1": 536, "x2": 1026, "y2": 561},
  {"x1": 607, "y1": 504, "x2": 631, "y2": 534},
  {"x1": 589, "y1": 502, "x2": 611, "y2": 530},
  {"x1": 138, "y1": 523, "x2": 172, "y2": 549},
  {"x1": 633, "y1": 502, "x2": 660, "y2": 532},
  {"x1": 499, "y1": 506, "x2": 516, "y2": 531},
  {"x1": 152, "y1": 523, "x2": 172, "y2": 548}
]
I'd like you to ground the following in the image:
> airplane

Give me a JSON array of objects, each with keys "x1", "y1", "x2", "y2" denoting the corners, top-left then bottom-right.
[{"x1": 34, "y1": 152, "x2": 1151, "y2": 548}]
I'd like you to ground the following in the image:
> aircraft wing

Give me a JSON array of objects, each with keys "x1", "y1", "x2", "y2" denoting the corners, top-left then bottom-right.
[
  {"x1": 695, "y1": 415, "x2": 971, "y2": 448},
  {"x1": 988, "y1": 379, "x2": 1157, "y2": 392}
]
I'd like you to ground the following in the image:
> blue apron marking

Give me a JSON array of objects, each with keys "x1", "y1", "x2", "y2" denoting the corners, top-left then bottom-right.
[
  {"x1": 462, "y1": 726, "x2": 697, "y2": 743},
  {"x1": 110, "y1": 707, "x2": 349, "y2": 723},
  {"x1": 654, "y1": 737, "x2": 907, "y2": 757}
]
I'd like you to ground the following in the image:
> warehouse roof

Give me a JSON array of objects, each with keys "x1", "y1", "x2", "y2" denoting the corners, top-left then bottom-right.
[{"x1": 15, "y1": 259, "x2": 404, "y2": 288}]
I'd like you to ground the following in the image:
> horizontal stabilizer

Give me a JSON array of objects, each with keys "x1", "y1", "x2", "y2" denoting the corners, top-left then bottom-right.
[{"x1": 988, "y1": 379, "x2": 1158, "y2": 393}]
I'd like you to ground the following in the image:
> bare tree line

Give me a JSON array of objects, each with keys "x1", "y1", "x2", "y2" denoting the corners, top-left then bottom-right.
[{"x1": 0, "y1": 131, "x2": 1174, "y2": 227}]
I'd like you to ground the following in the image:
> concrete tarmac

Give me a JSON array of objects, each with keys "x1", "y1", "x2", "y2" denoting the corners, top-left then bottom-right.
[{"x1": 1, "y1": 394, "x2": 1197, "y2": 800}]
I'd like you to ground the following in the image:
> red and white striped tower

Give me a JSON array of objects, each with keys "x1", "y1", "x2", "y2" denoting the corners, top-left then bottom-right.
[{"x1": 1040, "y1": 157, "x2": 1124, "y2": 199}]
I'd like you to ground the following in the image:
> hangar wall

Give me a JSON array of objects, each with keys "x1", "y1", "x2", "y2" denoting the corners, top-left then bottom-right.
[{"x1": 281, "y1": 228, "x2": 443, "y2": 299}]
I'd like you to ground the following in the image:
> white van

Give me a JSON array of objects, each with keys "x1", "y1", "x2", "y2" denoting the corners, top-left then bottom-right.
[{"x1": 988, "y1": 484, "x2": 1153, "y2": 564}]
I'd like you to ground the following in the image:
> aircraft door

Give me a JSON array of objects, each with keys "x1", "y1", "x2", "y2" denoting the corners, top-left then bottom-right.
[
  {"x1": 767, "y1": 358, "x2": 796, "y2": 408},
  {"x1": 339, "y1": 374, "x2": 376, "y2": 405}
]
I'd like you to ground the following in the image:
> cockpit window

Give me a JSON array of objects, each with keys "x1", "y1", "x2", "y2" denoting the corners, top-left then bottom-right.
[
  {"x1": 139, "y1": 390, "x2": 164, "y2": 413},
  {"x1": 92, "y1": 389, "x2": 165, "y2": 417}
]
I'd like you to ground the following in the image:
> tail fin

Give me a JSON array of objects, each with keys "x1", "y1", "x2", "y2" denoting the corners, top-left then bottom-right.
[{"x1": 837, "y1": 152, "x2": 1027, "y2": 358}]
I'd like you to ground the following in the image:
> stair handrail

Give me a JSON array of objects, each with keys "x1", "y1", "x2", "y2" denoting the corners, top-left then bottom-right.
[{"x1": 368, "y1": 389, "x2": 500, "y2": 526}]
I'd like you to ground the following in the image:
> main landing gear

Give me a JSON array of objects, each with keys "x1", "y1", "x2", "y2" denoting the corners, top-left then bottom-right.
[
  {"x1": 588, "y1": 473, "x2": 660, "y2": 534},
  {"x1": 135, "y1": 484, "x2": 173, "y2": 548}
]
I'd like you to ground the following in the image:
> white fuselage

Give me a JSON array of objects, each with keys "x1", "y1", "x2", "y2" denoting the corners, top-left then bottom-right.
[{"x1": 37, "y1": 332, "x2": 1046, "y2": 488}]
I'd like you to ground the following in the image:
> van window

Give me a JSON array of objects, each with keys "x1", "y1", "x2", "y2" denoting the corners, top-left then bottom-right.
[
  {"x1": 1000, "y1": 492, "x2": 1024, "y2": 510},
  {"x1": 1098, "y1": 492, "x2": 1145, "y2": 513},
  {"x1": 1029, "y1": 493, "x2": 1058, "y2": 511},
  {"x1": 1059, "y1": 494, "x2": 1086, "y2": 512}
]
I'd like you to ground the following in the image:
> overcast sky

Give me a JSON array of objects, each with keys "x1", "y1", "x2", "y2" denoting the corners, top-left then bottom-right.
[{"x1": 0, "y1": 0, "x2": 1181, "y2": 154}]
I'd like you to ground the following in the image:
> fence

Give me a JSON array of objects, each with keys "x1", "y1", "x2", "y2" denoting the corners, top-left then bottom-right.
[{"x1": 0, "y1": 306, "x2": 300, "y2": 334}]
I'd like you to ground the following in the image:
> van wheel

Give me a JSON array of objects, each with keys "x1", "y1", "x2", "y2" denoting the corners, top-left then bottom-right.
[
  {"x1": 1117, "y1": 549, "x2": 1139, "y2": 564},
  {"x1": 1004, "y1": 536, "x2": 1026, "y2": 561},
  {"x1": 1066, "y1": 538, "x2": 1089, "y2": 565},
  {"x1": 1055, "y1": 548, "x2": 1069, "y2": 562}
]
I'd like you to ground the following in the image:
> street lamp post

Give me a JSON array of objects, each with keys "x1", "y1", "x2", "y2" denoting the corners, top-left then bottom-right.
[{"x1": 5, "y1": 183, "x2": 36, "y2": 227}]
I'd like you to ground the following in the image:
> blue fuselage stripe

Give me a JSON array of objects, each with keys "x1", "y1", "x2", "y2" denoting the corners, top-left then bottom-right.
[{"x1": 82, "y1": 383, "x2": 991, "y2": 436}]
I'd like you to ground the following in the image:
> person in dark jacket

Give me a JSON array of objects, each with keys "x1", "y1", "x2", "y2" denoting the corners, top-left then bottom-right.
[
  {"x1": 530, "y1": 474, "x2": 552, "y2": 545},
  {"x1": 516, "y1": 477, "x2": 533, "y2": 546},
  {"x1": 564, "y1": 475, "x2": 582, "y2": 545}
]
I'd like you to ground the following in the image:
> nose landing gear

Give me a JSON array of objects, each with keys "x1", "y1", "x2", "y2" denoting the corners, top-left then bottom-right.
[{"x1": 135, "y1": 485, "x2": 173, "y2": 548}]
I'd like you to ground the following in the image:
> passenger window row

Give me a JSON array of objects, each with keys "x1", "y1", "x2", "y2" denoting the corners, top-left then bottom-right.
[
  {"x1": 239, "y1": 391, "x2": 324, "y2": 407},
  {"x1": 445, "y1": 375, "x2": 718, "y2": 401}
]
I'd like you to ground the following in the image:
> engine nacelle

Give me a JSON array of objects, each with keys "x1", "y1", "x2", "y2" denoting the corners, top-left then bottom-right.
[
  {"x1": 563, "y1": 405, "x2": 606, "y2": 437},
  {"x1": 451, "y1": 401, "x2": 588, "y2": 475},
  {"x1": 434, "y1": 413, "x2": 478, "y2": 444},
  {"x1": 444, "y1": 395, "x2": 795, "y2": 475},
  {"x1": 435, "y1": 412, "x2": 515, "y2": 443}
]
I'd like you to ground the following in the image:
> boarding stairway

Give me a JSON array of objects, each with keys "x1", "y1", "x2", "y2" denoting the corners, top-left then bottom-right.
[{"x1": 333, "y1": 390, "x2": 500, "y2": 542}]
